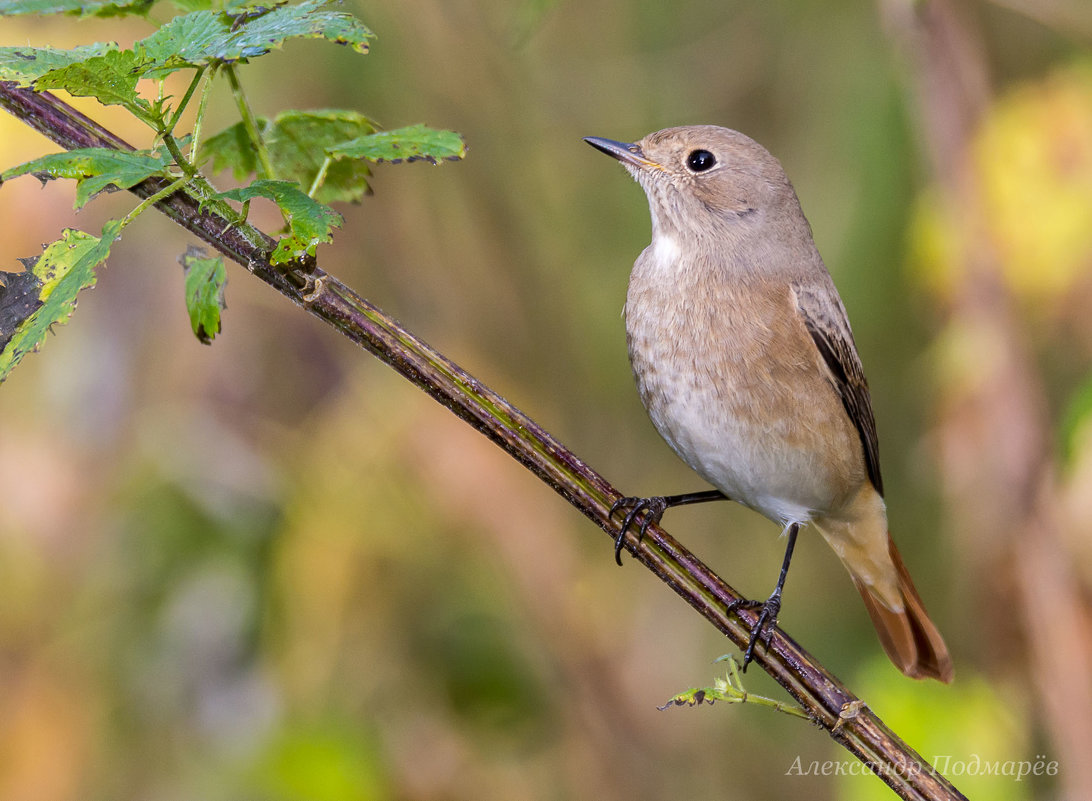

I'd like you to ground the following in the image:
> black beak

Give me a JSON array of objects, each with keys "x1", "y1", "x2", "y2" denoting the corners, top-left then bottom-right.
[{"x1": 583, "y1": 137, "x2": 655, "y2": 169}]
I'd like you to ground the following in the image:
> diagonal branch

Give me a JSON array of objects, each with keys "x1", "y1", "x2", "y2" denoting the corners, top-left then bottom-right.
[{"x1": 0, "y1": 81, "x2": 965, "y2": 801}]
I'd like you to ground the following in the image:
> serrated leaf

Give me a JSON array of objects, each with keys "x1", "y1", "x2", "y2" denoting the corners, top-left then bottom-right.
[
  {"x1": 137, "y1": 0, "x2": 373, "y2": 79},
  {"x1": 0, "y1": 0, "x2": 155, "y2": 17},
  {"x1": 200, "y1": 109, "x2": 376, "y2": 202},
  {"x1": 34, "y1": 49, "x2": 154, "y2": 122},
  {"x1": 224, "y1": 0, "x2": 372, "y2": 55},
  {"x1": 179, "y1": 246, "x2": 226, "y2": 344},
  {"x1": 137, "y1": 9, "x2": 250, "y2": 74},
  {"x1": 216, "y1": 179, "x2": 342, "y2": 264},
  {"x1": 327, "y1": 124, "x2": 467, "y2": 165},
  {"x1": 0, "y1": 222, "x2": 121, "y2": 383},
  {"x1": 0, "y1": 42, "x2": 118, "y2": 87},
  {"x1": 2, "y1": 148, "x2": 173, "y2": 209}
]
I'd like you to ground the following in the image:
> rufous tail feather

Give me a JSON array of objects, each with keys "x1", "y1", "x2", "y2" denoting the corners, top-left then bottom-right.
[{"x1": 850, "y1": 534, "x2": 954, "y2": 683}]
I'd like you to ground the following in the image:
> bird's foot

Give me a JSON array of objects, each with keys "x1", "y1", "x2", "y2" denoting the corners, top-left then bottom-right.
[
  {"x1": 727, "y1": 592, "x2": 783, "y2": 671},
  {"x1": 608, "y1": 496, "x2": 670, "y2": 566}
]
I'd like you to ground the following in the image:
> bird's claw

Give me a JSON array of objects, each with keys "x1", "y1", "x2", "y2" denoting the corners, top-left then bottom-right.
[
  {"x1": 608, "y1": 496, "x2": 669, "y2": 566},
  {"x1": 727, "y1": 593, "x2": 782, "y2": 671}
]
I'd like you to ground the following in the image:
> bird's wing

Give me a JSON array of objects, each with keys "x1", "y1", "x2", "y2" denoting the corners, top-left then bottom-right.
[{"x1": 791, "y1": 282, "x2": 883, "y2": 496}]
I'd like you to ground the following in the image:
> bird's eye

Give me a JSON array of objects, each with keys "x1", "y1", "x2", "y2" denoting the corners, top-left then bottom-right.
[{"x1": 686, "y1": 149, "x2": 716, "y2": 172}]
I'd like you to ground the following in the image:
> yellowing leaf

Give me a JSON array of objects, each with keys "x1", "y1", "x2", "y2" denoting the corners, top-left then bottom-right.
[{"x1": 0, "y1": 223, "x2": 120, "y2": 383}]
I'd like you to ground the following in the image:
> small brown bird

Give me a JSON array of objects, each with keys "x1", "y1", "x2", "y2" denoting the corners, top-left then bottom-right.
[{"x1": 586, "y1": 125, "x2": 953, "y2": 682}]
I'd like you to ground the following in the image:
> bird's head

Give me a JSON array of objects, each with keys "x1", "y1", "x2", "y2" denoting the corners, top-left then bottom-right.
[{"x1": 585, "y1": 125, "x2": 801, "y2": 241}]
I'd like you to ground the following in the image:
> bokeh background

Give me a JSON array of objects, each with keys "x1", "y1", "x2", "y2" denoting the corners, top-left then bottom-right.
[{"x1": 2, "y1": 0, "x2": 1092, "y2": 798}]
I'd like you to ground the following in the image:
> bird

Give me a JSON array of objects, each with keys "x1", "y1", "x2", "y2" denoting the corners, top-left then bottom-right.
[{"x1": 584, "y1": 125, "x2": 953, "y2": 682}]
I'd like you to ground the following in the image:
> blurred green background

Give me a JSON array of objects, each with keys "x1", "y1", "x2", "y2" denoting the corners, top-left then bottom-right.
[{"x1": 2, "y1": 0, "x2": 1092, "y2": 799}]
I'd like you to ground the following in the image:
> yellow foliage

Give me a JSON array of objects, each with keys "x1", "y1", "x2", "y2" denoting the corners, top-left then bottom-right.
[{"x1": 910, "y1": 63, "x2": 1092, "y2": 305}]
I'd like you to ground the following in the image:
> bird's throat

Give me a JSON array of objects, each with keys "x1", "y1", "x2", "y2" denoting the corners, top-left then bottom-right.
[{"x1": 650, "y1": 233, "x2": 682, "y2": 265}]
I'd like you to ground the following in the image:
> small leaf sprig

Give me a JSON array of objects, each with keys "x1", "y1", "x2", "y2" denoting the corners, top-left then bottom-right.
[
  {"x1": 0, "y1": 0, "x2": 466, "y2": 381},
  {"x1": 658, "y1": 655, "x2": 812, "y2": 721}
]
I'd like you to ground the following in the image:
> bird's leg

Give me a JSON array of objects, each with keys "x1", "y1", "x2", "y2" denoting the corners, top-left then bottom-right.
[
  {"x1": 608, "y1": 489, "x2": 729, "y2": 565},
  {"x1": 729, "y1": 522, "x2": 800, "y2": 671}
]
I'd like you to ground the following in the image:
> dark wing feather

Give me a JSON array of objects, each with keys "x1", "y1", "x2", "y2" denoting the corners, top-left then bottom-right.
[{"x1": 792, "y1": 283, "x2": 883, "y2": 496}]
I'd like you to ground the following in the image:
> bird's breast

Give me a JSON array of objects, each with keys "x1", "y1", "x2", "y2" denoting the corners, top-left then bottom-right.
[{"x1": 623, "y1": 248, "x2": 865, "y2": 524}]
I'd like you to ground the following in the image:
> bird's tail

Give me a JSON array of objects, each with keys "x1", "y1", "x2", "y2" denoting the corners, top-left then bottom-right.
[
  {"x1": 850, "y1": 534, "x2": 954, "y2": 683},
  {"x1": 815, "y1": 487, "x2": 953, "y2": 683}
]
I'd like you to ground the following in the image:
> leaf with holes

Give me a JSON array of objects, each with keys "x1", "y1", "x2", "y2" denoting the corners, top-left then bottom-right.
[
  {"x1": 2, "y1": 148, "x2": 173, "y2": 209},
  {"x1": 216, "y1": 179, "x2": 342, "y2": 264},
  {"x1": 327, "y1": 124, "x2": 467, "y2": 165},
  {"x1": 137, "y1": 0, "x2": 373, "y2": 79},
  {"x1": 0, "y1": 42, "x2": 118, "y2": 87},
  {"x1": 0, "y1": 222, "x2": 121, "y2": 383}
]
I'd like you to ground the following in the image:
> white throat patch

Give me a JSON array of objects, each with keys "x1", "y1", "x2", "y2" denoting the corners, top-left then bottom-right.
[{"x1": 650, "y1": 233, "x2": 681, "y2": 264}]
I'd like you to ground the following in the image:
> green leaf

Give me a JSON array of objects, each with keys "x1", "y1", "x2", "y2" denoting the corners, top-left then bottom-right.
[
  {"x1": 34, "y1": 49, "x2": 155, "y2": 122},
  {"x1": 198, "y1": 117, "x2": 263, "y2": 180},
  {"x1": 180, "y1": 246, "x2": 226, "y2": 344},
  {"x1": 170, "y1": 0, "x2": 213, "y2": 11},
  {"x1": 2, "y1": 148, "x2": 173, "y2": 209},
  {"x1": 327, "y1": 124, "x2": 467, "y2": 165},
  {"x1": 216, "y1": 179, "x2": 342, "y2": 264},
  {"x1": 137, "y1": 9, "x2": 248, "y2": 75},
  {"x1": 0, "y1": 0, "x2": 154, "y2": 17},
  {"x1": 0, "y1": 43, "x2": 117, "y2": 87},
  {"x1": 200, "y1": 109, "x2": 377, "y2": 202},
  {"x1": 222, "y1": 0, "x2": 277, "y2": 11},
  {"x1": 268, "y1": 110, "x2": 377, "y2": 203},
  {"x1": 224, "y1": 0, "x2": 373, "y2": 55},
  {"x1": 138, "y1": 0, "x2": 373, "y2": 78},
  {"x1": 0, "y1": 222, "x2": 121, "y2": 383}
]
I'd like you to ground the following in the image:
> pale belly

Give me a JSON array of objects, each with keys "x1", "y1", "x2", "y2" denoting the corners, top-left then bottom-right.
[{"x1": 625, "y1": 282, "x2": 865, "y2": 526}]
